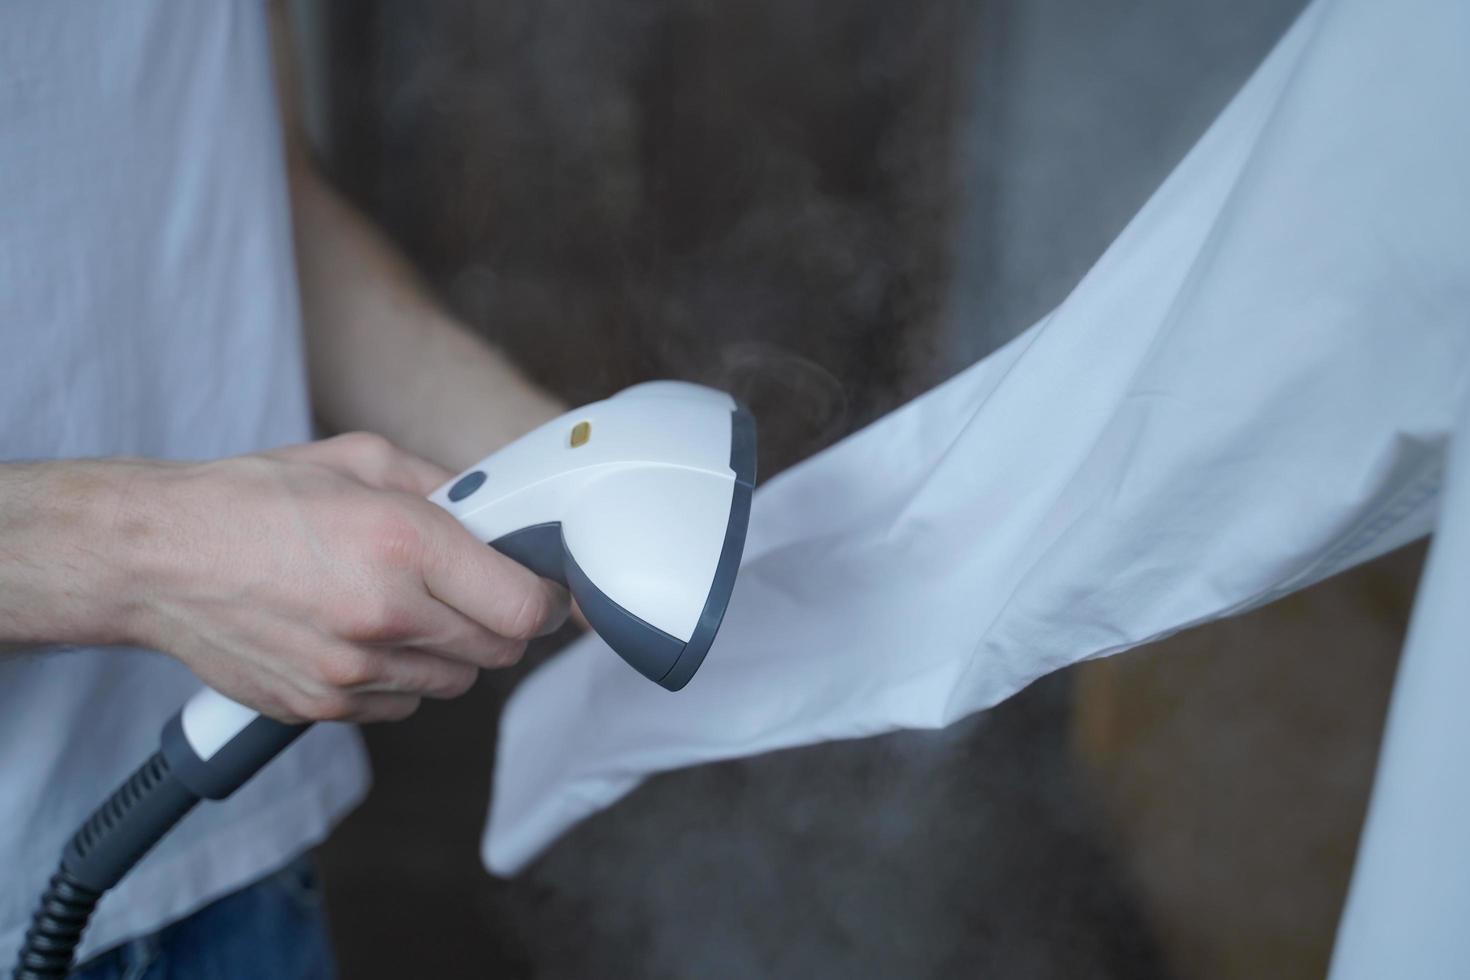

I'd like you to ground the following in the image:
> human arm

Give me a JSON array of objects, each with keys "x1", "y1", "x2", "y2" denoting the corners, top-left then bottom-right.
[
  {"x1": 269, "y1": 4, "x2": 565, "y2": 472},
  {"x1": 0, "y1": 8, "x2": 573, "y2": 721},
  {"x1": 0, "y1": 435, "x2": 567, "y2": 722}
]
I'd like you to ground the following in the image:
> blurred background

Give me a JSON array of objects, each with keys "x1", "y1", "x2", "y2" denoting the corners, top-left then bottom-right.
[{"x1": 287, "y1": 0, "x2": 1425, "y2": 976}]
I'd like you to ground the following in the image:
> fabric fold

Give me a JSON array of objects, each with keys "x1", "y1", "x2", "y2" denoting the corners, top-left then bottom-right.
[{"x1": 483, "y1": 0, "x2": 1470, "y2": 882}]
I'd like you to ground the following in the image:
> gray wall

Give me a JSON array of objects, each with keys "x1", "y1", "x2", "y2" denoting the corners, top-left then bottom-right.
[{"x1": 941, "y1": 0, "x2": 1305, "y2": 370}]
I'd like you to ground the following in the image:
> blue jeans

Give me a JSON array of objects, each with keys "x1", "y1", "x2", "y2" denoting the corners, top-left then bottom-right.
[{"x1": 72, "y1": 855, "x2": 336, "y2": 980}]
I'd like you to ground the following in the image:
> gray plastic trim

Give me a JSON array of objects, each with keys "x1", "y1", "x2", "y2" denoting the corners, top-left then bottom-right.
[
  {"x1": 657, "y1": 406, "x2": 756, "y2": 689},
  {"x1": 566, "y1": 550, "x2": 687, "y2": 683},
  {"x1": 490, "y1": 522, "x2": 566, "y2": 584},
  {"x1": 486, "y1": 405, "x2": 757, "y2": 691},
  {"x1": 61, "y1": 750, "x2": 199, "y2": 891},
  {"x1": 448, "y1": 469, "x2": 487, "y2": 502},
  {"x1": 161, "y1": 711, "x2": 307, "y2": 801},
  {"x1": 490, "y1": 522, "x2": 688, "y2": 683}
]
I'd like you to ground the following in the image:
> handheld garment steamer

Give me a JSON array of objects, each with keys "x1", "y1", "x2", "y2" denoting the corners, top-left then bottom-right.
[{"x1": 14, "y1": 382, "x2": 756, "y2": 980}]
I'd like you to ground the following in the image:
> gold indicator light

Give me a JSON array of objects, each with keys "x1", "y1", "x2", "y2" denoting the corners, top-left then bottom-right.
[{"x1": 570, "y1": 420, "x2": 591, "y2": 447}]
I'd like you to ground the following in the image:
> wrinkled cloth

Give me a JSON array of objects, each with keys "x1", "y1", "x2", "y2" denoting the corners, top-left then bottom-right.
[
  {"x1": 1329, "y1": 381, "x2": 1470, "y2": 975},
  {"x1": 485, "y1": 0, "x2": 1469, "y2": 931}
]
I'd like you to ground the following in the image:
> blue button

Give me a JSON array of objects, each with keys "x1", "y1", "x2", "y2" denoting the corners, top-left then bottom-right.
[{"x1": 448, "y1": 470, "x2": 487, "y2": 502}]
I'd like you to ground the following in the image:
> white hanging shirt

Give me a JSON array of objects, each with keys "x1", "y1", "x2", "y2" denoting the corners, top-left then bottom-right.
[
  {"x1": 485, "y1": 0, "x2": 1469, "y2": 970},
  {"x1": 0, "y1": 1, "x2": 368, "y2": 965}
]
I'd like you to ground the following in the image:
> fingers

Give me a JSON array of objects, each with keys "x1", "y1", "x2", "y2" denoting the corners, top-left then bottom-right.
[
  {"x1": 372, "y1": 448, "x2": 454, "y2": 497},
  {"x1": 171, "y1": 437, "x2": 574, "y2": 731},
  {"x1": 350, "y1": 646, "x2": 482, "y2": 699},
  {"x1": 401, "y1": 602, "x2": 532, "y2": 669},
  {"x1": 417, "y1": 507, "x2": 572, "y2": 641},
  {"x1": 255, "y1": 690, "x2": 422, "y2": 726},
  {"x1": 266, "y1": 660, "x2": 428, "y2": 724},
  {"x1": 340, "y1": 692, "x2": 423, "y2": 724},
  {"x1": 289, "y1": 642, "x2": 493, "y2": 723},
  {"x1": 537, "y1": 583, "x2": 571, "y2": 637},
  {"x1": 349, "y1": 559, "x2": 546, "y2": 668}
]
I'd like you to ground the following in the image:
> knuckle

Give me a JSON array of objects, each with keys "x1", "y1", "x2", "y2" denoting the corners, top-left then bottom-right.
[
  {"x1": 339, "y1": 430, "x2": 394, "y2": 462},
  {"x1": 343, "y1": 592, "x2": 415, "y2": 643},
  {"x1": 365, "y1": 507, "x2": 424, "y2": 571},
  {"x1": 378, "y1": 604, "x2": 418, "y2": 640},
  {"x1": 317, "y1": 647, "x2": 380, "y2": 688},
  {"x1": 298, "y1": 689, "x2": 355, "y2": 722},
  {"x1": 279, "y1": 691, "x2": 317, "y2": 723}
]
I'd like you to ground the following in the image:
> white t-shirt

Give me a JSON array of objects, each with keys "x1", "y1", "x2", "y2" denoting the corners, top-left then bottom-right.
[{"x1": 0, "y1": 0, "x2": 369, "y2": 965}]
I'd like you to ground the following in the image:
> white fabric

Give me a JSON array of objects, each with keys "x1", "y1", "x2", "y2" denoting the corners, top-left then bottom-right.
[
  {"x1": 484, "y1": 0, "x2": 1470, "y2": 919},
  {"x1": 0, "y1": 1, "x2": 368, "y2": 965},
  {"x1": 1329, "y1": 398, "x2": 1470, "y2": 977}
]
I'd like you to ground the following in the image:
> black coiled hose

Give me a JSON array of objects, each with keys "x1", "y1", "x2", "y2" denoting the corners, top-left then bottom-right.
[
  {"x1": 13, "y1": 751, "x2": 200, "y2": 979},
  {"x1": 11, "y1": 873, "x2": 100, "y2": 980}
]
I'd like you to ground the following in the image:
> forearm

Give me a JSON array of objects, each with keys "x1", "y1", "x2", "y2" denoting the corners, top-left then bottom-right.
[
  {"x1": 0, "y1": 441, "x2": 564, "y2": 718},
  {"x1": 288, "y1": 165, "x2": 565, "y2": 472},
  {"x1": 0, "y1": 460, "x2": 162, "y2": 650}
]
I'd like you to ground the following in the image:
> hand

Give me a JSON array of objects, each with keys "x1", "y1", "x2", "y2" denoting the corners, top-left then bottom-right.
[{"x1": 116, "y1": 433, "x2": 568, "y2": 723}]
